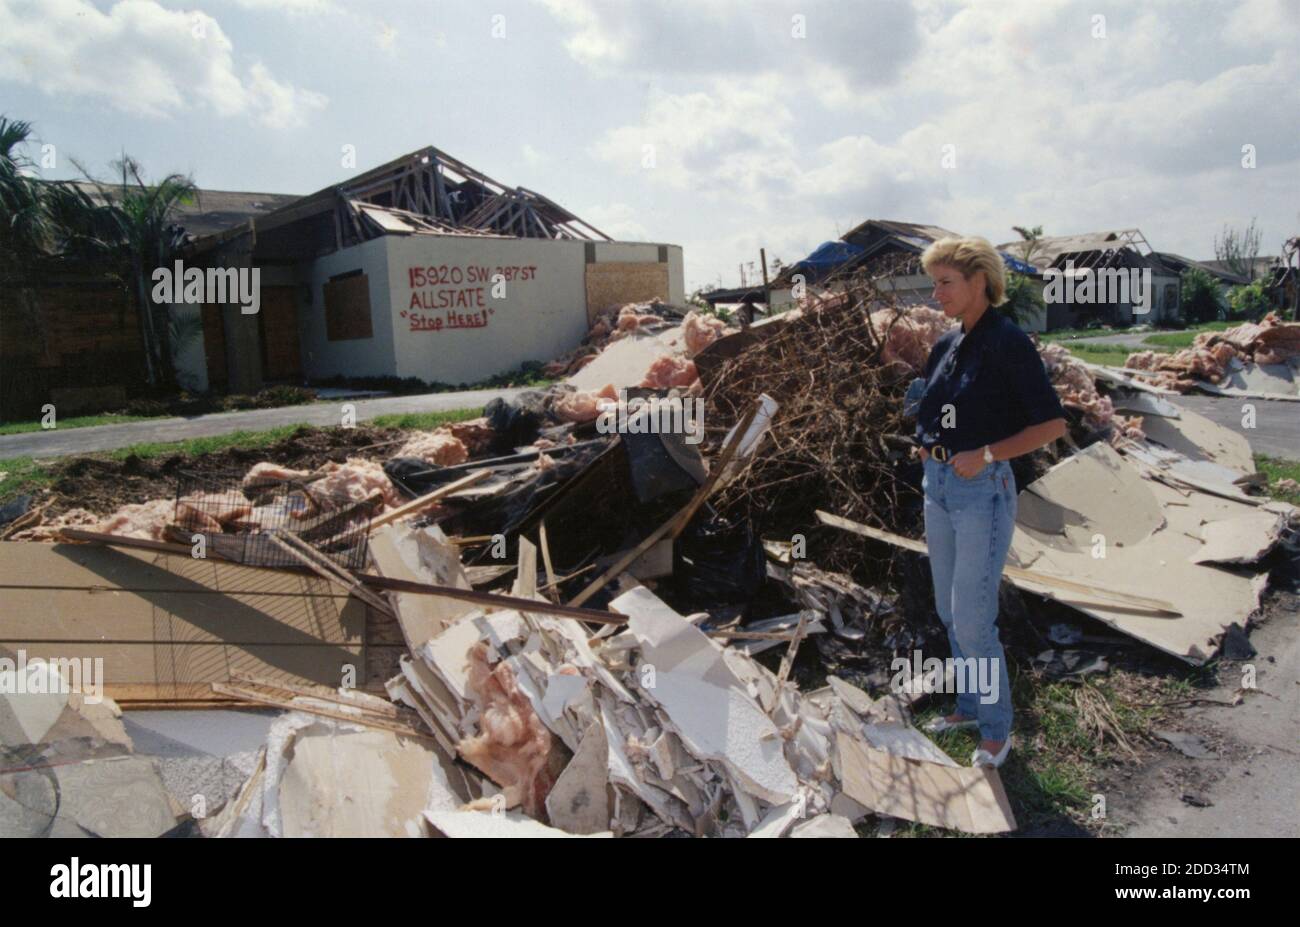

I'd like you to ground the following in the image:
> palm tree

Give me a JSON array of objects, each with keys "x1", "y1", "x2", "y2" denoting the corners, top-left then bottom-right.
[
  {"x1": 1011, "y1": 224, "x2": 1045, "y2": 268},
  {"x1": 2, "y1": 116, "x2": 200, "y2": 388},
  {"x1": 77, "y1": 155, "x2": 197, "y2": 387},
  {"x1": 0, "y1": 116, "x2": 57, "y2": 276}
]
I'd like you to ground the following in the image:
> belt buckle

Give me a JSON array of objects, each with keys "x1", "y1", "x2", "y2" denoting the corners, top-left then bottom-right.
[{"x1": 931, "y1": 445, "x2": 949, "y2": 462}]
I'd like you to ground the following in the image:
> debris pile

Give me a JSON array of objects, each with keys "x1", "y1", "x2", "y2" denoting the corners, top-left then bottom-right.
[
  {"x1": 3, "y1": 270, "x2": 1296, "y2": 839},
  {"x1": 1125, "y1": 313, "x2": 1300, "y2": 393}
]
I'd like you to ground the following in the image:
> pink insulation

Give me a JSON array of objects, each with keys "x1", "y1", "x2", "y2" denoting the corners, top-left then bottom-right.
[
  {"x1": 92, "y1": 499, "x2": 177, "y2": 541},
  {"x1": 393, "y1": 428, "x2": 470, "y2": 467},
  {"x1": 457, "y1": 640, "x2": 556, "y2": 818},
  {"x1": 682, "y1": 310, "x2": 727, "y2": 357},
  {"x1": 640, "y1": 355, "x2": 698, "y2": 389},
  {"x1": 552, "y1": 383, "x2": 619, "y2": 424},
  {"x1": 1040, "y1": 342, "x2": 1143, "y2": 441},
  {"x1": 446, "y1": 417, "x2": 496, "y2": 457},
  {"x1": 1125, "y1": 313, "x2": 1300, "y2": 392},
  {"x1": 868, "y1": 307, "x2": 953, "y2": 372},
  {"x1": 314, "y1": 458, "x2": 403, "y2": 510}
]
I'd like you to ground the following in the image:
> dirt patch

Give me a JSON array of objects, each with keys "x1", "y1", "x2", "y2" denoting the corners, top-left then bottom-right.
[{"x1": 41, "y1": 424, "x2": 405, "y2": 518}]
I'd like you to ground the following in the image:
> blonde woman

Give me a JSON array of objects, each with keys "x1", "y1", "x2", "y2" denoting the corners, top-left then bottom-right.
[{"x1": 909, "y1": 237, "x2": 1066, "y2": 768}]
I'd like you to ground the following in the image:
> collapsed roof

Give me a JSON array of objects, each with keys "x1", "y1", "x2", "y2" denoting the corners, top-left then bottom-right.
[{"x1": 189, "y1": 146, "x2": 611, "y2": 262}]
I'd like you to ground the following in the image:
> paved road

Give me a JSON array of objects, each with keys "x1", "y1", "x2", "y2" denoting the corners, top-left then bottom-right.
[
  {"x1": 1122, "y1": 600, "x2": 1299, "y2": 838},
  {"x1": 1169, "y1": 394, "x2": 1300, "y2": 460},
  {"x1": 0, "y1": 388, "x2": 523, "y2": 460}
]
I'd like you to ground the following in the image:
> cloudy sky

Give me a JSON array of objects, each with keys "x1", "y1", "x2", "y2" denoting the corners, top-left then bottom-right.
[{"x1": 3, "y1": 0, "x2": 1296, "y2": 292}]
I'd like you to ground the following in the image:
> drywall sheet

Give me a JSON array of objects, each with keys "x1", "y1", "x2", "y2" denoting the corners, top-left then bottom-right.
[
  {"x1": 836, "y1": 732, "x2": 1016, "y2": 835},
  {"x1": 1136, "y1": 406, "x2": 1255, "y2": 476},
  {"x1": 1009, "y1": 444, "x2": 1268, "y2": 664},
  {"x1": 567, "y1": 325, "x2": 684, "y2": 392}
]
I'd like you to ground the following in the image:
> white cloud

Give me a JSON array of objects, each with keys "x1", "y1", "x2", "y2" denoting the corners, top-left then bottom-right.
[
  {"x1": 539, "y1": 0, "x2": 921, "y2": 105},
  {"x1": 591, "y1": 79, "x2": 798, "y2": 200},
  {"x1": 581, "y1": 202, "x2": 651, "y2": 241},
  {"x1": 0, "y1": 0, "x2": 328, "y2": 126},
  {"x1": 228, "y1": 0, "x2": 336, "y2": 13}
]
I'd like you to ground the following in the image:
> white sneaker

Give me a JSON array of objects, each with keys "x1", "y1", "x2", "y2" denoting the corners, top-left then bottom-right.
[{"x1": 971, "y1": 735, "x2": 1013, "y2": 769}]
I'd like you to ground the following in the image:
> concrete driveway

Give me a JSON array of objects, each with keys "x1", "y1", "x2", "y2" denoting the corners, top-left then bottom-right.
[{"x1": 0, "y1": 387, "x2": 523, "y2": 460}]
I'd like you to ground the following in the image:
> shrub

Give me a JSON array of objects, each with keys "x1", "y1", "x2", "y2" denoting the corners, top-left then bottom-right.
[
  {"x1": 1179, "y1": 267, "x2": 1223, "y2": 324},
  {"x1": 1227, "y1": 279, "x2": 1271, "y2": 321}
]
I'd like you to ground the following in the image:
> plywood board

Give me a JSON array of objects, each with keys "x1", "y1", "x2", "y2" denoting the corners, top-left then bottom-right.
[
  {"x1": 324, "y1": 273, "x2": 373, "y2": 341},
  {"x1": 0, "y1": 542, "x2": 391, "y2": 703},
  {"x1": 584, "y1": 261, "x2": 670, "y2": 325}
]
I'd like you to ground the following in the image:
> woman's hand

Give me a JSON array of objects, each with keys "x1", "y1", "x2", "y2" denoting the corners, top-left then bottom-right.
[
  {"x1": 916, "y1": 445, "x2": 930, "y2": 462},
  {"x1": 950, "y1": 449, "x2": 986, "y2": 479}
]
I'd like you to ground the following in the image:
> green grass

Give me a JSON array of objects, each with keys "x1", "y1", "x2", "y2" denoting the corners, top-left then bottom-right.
[
  {"x1": 911, "y1": 669, "x2": 1170, "y2": 834},
  {"x1": 368, "y1": 408, "x2": 482, "y2": 431},
  {"x1": 1256, "y1": 454, "x2": 1300, "y2": 505},
  {"x1": 0, "y1": 457, "x2": 55, "y2": 501},
  {"x1": 0, "y1": 413, "x2": 161, "y2": 436},
  {"x1": 1141, "y1": 321, "x2": 1233, "y2": 349},
  {"x1": 1061, "y1": 343, "x2": 1152, "y2": 367}
]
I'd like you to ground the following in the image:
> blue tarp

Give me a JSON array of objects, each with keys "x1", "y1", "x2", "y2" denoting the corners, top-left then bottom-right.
[
  {"x1": 797, "y1": 240, "x2": 865, "y2": 269},
  {"x1": 1000, "y1": 252, "x2": 1038, "y2": 275}
]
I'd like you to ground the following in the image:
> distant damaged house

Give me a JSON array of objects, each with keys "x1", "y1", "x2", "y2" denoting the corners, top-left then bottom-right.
[
  {"x1": 767, "y1": 219, "x2": 1046, "y2": 322},
  {"x1": 998, "y1": 228, "x2": 1181, "y2": 330},
  {"x1": 182, "y1": 146, "x2": 683, "y2": 393},
  {"x1": 766, "y1": 220, "x2": 961, "y2": 311}
]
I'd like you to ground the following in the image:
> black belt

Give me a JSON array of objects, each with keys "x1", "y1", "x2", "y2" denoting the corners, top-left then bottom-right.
[{"x1": 928, "y1": 444, "x2": 951, "y2": 462}]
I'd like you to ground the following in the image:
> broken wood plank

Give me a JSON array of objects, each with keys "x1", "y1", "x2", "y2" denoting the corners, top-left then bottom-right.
[
  {"x1": 367, "y1": 469, "x2": 492, "y2": 532},
  {"x1": 59, "y1": 528, "x2": 627, "y2": 624},
  {"x1": 569, "y1": 399, "x2": 763, "y2": 607}
]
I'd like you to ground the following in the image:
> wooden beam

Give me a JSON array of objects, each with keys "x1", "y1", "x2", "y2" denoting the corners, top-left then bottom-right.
[
  {"x1": 367, "y1": 469, "x2": 492, "y2": 532},
  {"x1": 57, "y1": 528, "x2": 628, "y2": 624}
]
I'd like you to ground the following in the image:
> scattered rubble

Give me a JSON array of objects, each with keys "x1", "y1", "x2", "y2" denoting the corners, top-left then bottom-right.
[
  {"x1": 1124, "y1": 313, "x2": 1300, "y2": 396},
  {"x1": 2, "y1": 286, "x2": 1296, "y2": 839}
]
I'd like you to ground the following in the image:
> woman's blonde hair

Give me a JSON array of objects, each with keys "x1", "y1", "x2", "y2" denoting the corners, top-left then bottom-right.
[{"x1": 921, "y1": 236, "x2": 1008, "y2": 307}]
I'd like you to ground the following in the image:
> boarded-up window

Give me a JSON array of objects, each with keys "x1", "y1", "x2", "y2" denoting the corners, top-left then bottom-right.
[
  {"x1": 585, "y1": 262, "x2": 670, "y2": 325},
  {"x1": 324, "y1": 271, "x2": 372, "y2": 341}
]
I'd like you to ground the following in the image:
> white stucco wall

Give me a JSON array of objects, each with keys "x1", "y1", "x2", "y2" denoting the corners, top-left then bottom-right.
[
  {"x1": 386, "y1": 235, "x2": 590, "y2": 384},
  {"x1": 298, "y1": 237, "x2": 397, "y2": 380},
  {"x1": 294, "y1": 234, "x2": 686, "y2": 384}
]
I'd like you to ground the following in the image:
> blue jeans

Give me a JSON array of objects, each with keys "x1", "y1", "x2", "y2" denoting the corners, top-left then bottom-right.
[{"x1": 921, "y1": 456, "x2": 1016, "y2": 742}]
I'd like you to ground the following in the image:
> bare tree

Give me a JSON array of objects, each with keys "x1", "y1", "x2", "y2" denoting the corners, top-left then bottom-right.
[{"x1": 1215, "y1": 219, "x2": 1262, "y2": 280}]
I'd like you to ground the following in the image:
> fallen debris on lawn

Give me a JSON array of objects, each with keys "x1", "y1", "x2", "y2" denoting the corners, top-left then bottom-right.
[
  {"x1": 2, "y1": 280, "x2": 1296, "y2": 838},
  {"x1": 1124, "y1": 313, "x2": 1300, "y2": 398}
]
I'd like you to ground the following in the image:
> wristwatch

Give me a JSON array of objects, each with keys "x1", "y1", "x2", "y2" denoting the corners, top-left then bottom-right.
[{"x1": 982, "y1": 445, "x2": 994, "y2": 464}]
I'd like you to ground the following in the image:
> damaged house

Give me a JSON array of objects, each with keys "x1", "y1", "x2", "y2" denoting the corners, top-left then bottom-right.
[
  {"x1": 998, "y1": 228, "x2": 1182, "y2": 330},
  {"x1": 180, "y1": 147, "x2": 685, "y2": 394}
]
